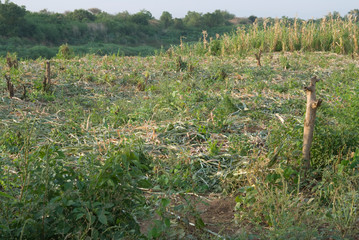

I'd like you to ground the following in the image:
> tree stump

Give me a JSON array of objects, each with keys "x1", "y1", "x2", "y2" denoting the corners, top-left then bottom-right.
[{"x1": 302, "y1": 76, "x2": 322, "y2": 170}]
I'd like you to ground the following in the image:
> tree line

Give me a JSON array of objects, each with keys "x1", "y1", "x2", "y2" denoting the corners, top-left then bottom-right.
[
  {"x1": 0, "y1": 1, "x2": 237, "y2": 47},
  {"x1": 1, "y1": 0, "x2": 359, "y2": 58}
]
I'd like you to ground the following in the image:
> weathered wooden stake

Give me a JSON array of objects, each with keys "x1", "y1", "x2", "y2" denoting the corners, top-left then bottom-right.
[
  {"x1": 21, "y1": 85, "x2": 27, "y2": 100},
  {"x1": 46, "y1": 61, "x2": 51, "y2": 86},
  {"x1": 255, "y1": 49, "x2": 262, "y2": 67},
  {"x1": 43, "y1": 61, "x2": 51, "y2": 91},
  {"x1": 5, "y1": 75, "x2": 14, "y2": 98},
  {"x1": 302, "y1": 76, "x2": 322, "y2": 170},
  {"x1": 6, "y1": 52, "x2": 18, "y2": 69}
]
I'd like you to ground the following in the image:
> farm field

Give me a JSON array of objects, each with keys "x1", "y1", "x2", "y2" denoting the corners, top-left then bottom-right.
[{"x1": 1, "y1": 50, "x2": 359, "y2": 239}]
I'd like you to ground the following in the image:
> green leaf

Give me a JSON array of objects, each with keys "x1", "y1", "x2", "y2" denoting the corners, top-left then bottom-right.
[
  {"x1": 164, "y1": 218, "x2": 170, "y2": 228},
  {"x1": 86, "y1": 213, "x2": 96, "y2": 225},
  {"x1": 107, "y1": 179, "x2": 115, "y2": 187},
  {"x1": 161, "y1": 198, "x2": 170, "y2": 207},
  {"x1": 195, "y1": 217, "x2": 205, "y2": 229},
  {"x1": 0, "y1": 191, "x2": 15, "y2": 199},
  {"x1": 235, "y1": 196, "x2": 242, "y2": 203},
  {"x1": 56, "y1": 150, "x2": 66, "y2": 159},
  {"x1": 148, "y1": 226, "x2": 160, "y2": 238},
  {"x1": 66, "y1": 200, "x2": 75, "y2": 206},
  {"x1": 76, "y1": 213, "x2": 85, "y2": 220},
  {"x1": 98, "y1": 211, "x2": 108, "y2": 225},
  {"x1": 138, "y1": 179, "x2": 152, "y2": 188}
]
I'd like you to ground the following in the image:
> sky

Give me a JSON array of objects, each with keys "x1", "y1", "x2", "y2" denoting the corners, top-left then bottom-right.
[{"x1": 9, "y1": 0, "x2": 359, "y2": 19}]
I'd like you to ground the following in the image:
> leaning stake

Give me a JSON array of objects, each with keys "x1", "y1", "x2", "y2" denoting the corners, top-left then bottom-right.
[{"x1": 302, "y1": 76, "x2": 322, "y2": 170}]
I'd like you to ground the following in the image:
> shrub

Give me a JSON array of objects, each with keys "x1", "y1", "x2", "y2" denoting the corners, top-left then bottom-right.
[
  {"x1": 56, "y1": 44, "x2": 74, "y2": 59},
  {"x1": 25, "y1": 46, "x2": 56, "y2": 59},
  {"x1": 210, "y1": 39, "x2": 222, "y2": 56},
  {"x1": 0, "y1": 145, "x2": 152, "y2": 239}
]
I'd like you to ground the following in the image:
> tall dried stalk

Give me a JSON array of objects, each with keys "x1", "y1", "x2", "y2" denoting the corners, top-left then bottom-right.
[
  {"x1": 174, "y1": 17, "x2": 359, "y2": 57},
  {"x1": 202, "y1": 30, "x2": 208, "y2": 49}
]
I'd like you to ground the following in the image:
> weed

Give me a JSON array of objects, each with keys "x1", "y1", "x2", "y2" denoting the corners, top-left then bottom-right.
[
  {"x1": 210, "y1": 39, "x2": 222, "y2": 56},
  {"x1": 6, "y1": 52, "x2": 18, "y2": 69},
  {"x1": 176, "y1": 56, "x2": 187, "y2": 71},
  {"x1": 56, "y1": 44, "x2": 74, "y2": 60}
]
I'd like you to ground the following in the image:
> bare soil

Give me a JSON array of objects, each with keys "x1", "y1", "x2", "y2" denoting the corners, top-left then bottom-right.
[{"x1": 140, "y1": 193, "x2": 238, "y2": 238}]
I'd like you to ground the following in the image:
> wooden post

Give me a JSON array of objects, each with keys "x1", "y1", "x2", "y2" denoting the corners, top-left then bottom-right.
[
  {"x1": 302, "y1": 76, "x2": 322, "y2": 170},
  {"x1": 255, "y1": 49, "x2": 262, "y2": 67},
  {"x1": 21, "y1": 85, "x2": 27, "y2": 100},
  {"x1": 46, "y1": 61, "x2": 51, "y2": 86},
  {"x1": 43, "y1": 61, "x2": 51, "y2": 91},
  {"x1": 6, "y1": 52, "x2": 18, "y2": 69},
  {"x1": 5, "y1": 75, "x2": 14, "y2": 98}
]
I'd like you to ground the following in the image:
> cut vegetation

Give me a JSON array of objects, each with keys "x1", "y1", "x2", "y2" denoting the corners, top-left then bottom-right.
[{"x1": 1, "y1": 16, "x2": 359, "y2": 240}]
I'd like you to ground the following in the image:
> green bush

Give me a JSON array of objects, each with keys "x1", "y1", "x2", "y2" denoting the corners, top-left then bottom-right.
[
  {"x1": 210, "y1": 39, "x2": 222, "y2": 56},
  {"x1": 56, "y1": 44, "x2": 74, "y2": 59},
  {"x1": 24, "y1": 45, "x2": 57, "y2": 59},
  {"x1": 0, "y1": 145, "x2": 152, "y2": 239}
]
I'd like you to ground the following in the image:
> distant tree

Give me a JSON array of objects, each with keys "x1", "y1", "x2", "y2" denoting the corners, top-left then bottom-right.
[
  {"x1": 88, "y1": 8, "x2": 102, "y2": 15},
  {"x1": 332, "y1": 11, "x2": 341, "y2": 19},
  {"x1": 116, "y1": 11, "x2": 131, "y2": 21},
  {"x1": 183, "y1": 11, "x2": 203, "y2": 27},
  {"x1": 0, "y1": 0, "x2": 26, "y2": 36},
  {"x1": 66, "y1": 9, "x2": 95, "y2": 22},
  {"x1": 325, "y1": 11, "x2": 341, "y2": 20},
  {"x1": 160, "y1": 11, "x2": 173, "y2": 28},
  {"x1": 203, "y1": 12, "x2": 220, "y2": 27},
  {"x1": 39, "y1": 9, "x2": 52, "y2": 14},
  {"x1": 130, "y1": 10, "x2": 152, "y2": 25},
  {"x1": 203, "y1": 10, "x2": 232, "y2": 27},
  {"x1": 220, "y1": 10, "x2": 235, "y2": 21},
  {"x1": 173, "y1": 18, "x2": 184, "y2": 29},
  {"x1": 347, "y1": 9, "x2": 359, "y2": 21},
  {"x1": 248, "y1": 15, "x2": 257, "y2": 23}
]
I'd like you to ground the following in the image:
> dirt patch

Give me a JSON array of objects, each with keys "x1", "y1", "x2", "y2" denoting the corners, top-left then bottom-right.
[
  {"x1": 196, "y1": 195, "x2": 237, "y2": 235},
  {"x1": 140, "y1": 193, "x2": 238, "y2": 237}
]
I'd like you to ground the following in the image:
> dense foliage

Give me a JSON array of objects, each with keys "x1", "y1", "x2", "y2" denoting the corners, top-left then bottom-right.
[{"x1": 0, "y1": 1, "x2": 238, "y2": 58}]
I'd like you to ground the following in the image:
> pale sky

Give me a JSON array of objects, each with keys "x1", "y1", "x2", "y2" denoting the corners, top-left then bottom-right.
[{"x1": 9, "y1": 0, "x2": 359, "y2": 19}]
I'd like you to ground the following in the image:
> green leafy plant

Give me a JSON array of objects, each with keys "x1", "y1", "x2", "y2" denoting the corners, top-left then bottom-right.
[
  {"x1": 148, "y1": 198, "x2": 172, "y2": 239},
  {"x1": 56, "y1": 44, "x2": 74, "y2": 60},
  {"x1": 210, "y1": 39, "x2": 222, "y2": 56}
]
